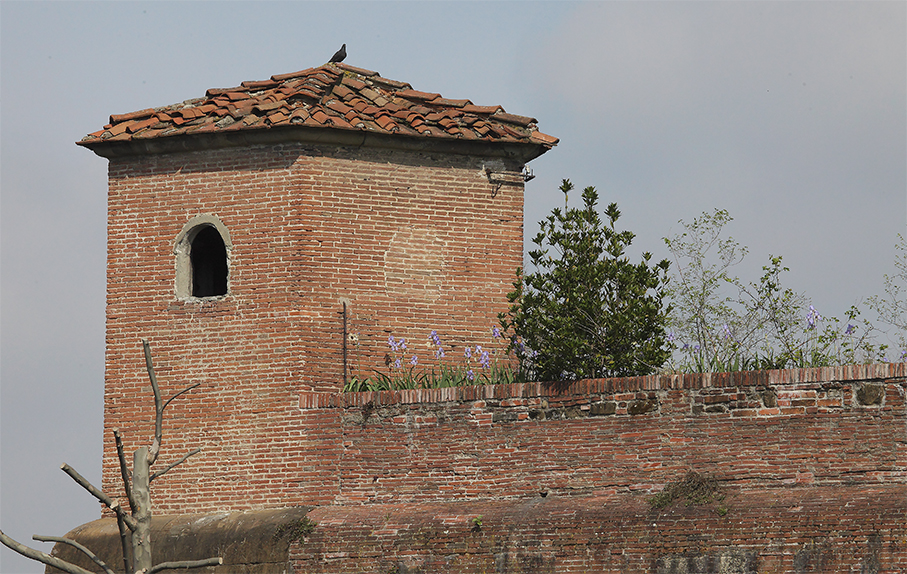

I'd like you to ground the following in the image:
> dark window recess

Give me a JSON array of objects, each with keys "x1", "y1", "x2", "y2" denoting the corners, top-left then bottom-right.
[{"x1": 190, "y1": 226, "x2": 228, "y2": 297}]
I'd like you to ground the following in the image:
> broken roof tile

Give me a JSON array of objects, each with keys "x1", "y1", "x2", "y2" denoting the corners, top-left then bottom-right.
[
  {"x1": 79, "y1": 63, "x2": 556, "y2": 157},
  {"x1": 325, "y1": 100, "x2": 353, "y2": 115},
  {"x1": 271, "y1": 67, "x2": 317, "y2": 82},
  {"x1": 431, "y1": 98, "x2": 471, "y2": 108},
  {"x1": 396, "y1": 89, "x2": 442, "y2": 102},
  {"x1": 335, "y1": 62, "x2": 379, "y2": 77},
  {"x1": 462, "y1": 104, "x2": 502, "y2": 115},
  {"x1": 341, "y1": 76, "x2": 367, "y2": 91},
  {"x1": 108, "y1": 122, "x2": 130, "y2": 136},
  {"x1": 109, "y1": 108, "x2": 155, "y2": 124},
  {"x1": 370, "y1": 76, "x2": 411, "y2": 90},
  {"x1": 530, "y1": 131, "x2": 559, "y2": 146},
  {"x1": 127, "y1": 117, "x2": 159, "y2": 133},
  {"x1": 494, "y1": 112, "x2": 536, "y2": 127},
  {"x1": 267, "y1": 111, "x2": 289, "y2": 125},
  {"x1": 332, "y1": 85, "x2": 355, "y2": 100},
  {"x1": 242, "y1": 79, "x2": 279, "y2": 90}
]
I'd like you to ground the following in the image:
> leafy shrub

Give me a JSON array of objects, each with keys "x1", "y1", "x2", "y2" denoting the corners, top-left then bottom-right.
[{"x1": 500, "y1": 179, "x2": 672, "y2": 381}]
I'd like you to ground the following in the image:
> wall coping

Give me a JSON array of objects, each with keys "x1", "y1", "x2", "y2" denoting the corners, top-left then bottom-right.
[{"x1": 300, "y1": 363, "x2": 907, "y2": 409}]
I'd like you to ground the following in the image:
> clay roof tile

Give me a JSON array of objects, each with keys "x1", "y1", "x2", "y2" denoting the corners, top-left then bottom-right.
[
  {"x1": 325, "y1": 100, "x2": 353, "y2": 115},
  {"x1": 270, "y1": 67, "x2": 317, "y2": 82},
  {"x1": 109, "y1": 108, "x2": 155, "y2": 124},
  {"x1": 493, "y1": 112, "x2": 536, "y2": 127},
  {"x1": 335, "y1": 62, "x2": 379, "y2": 77},
  {"x1": 397, "y1": 89, "x2": 441, "y2": 102},
  {"x1": 462, "y1": 104, "x2": 502, "y2": 115},
  {"x1": 530, "y1": 131, "x2": 560, "y2": 146},
  {"x1": 242, "y1": 79, "x2": 279, "y2": 90},
  {"x1": 438, "y1": 97, "x2": 471, "y2": 107},
  {"x1": 267, "y1": 111, "x2": 289, "y2": 125},
  {"x1": 127, "y1": 117, "x2": 159, "y2": 133},
  {"x1": 341, "y1": 76, "x2": 367, "y2": 91},
  {"x1": 79, "y1": 63, "x2": 556, "y2": 157},
  {"x1": 108, "y1": 122, "x2": 130, "y2": 136},
  {"x1": 374, "y1": 114, "x2": 398, "y2": 132},
  {"x1": 329, "y1": 84, "x2": 351, "y2": 99},
  {"x1": 370, "y1": 76, "x2": 411, "y2": 90}
]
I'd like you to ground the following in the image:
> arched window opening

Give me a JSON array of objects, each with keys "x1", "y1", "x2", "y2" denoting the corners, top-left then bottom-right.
[
  {"x1": 190, "y1": 226, "x2": 228, "y2": 297},
  {"x1": 174, "y1": 215, "x2": 232, "y2": 300}
]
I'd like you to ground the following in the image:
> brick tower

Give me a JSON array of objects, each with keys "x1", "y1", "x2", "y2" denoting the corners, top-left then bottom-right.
[{"x1": 78, "y1": 62, "x2": 556, "y2": 511}]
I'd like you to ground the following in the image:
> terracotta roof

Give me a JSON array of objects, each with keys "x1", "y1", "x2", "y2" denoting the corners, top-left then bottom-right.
[{"x1": 78, "y1": 63, "x2": 558, "y2": 160}]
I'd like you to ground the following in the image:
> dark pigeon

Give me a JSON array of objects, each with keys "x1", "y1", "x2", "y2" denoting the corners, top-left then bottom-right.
[{"x1": 329, "y1": 44, "x2": 347, "y2": 63}]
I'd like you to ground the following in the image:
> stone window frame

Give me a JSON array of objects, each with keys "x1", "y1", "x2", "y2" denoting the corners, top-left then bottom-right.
[{"x1": 174, "y1": 215, "x2": 232, "y2": 300}]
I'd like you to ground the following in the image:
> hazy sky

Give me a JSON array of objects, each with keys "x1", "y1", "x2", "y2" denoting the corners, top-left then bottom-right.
[{"x1": 2, "y1": 2, "x2": 904, "y2": 572}]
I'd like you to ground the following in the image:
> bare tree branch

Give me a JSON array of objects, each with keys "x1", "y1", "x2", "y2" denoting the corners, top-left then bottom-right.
[
  {"x1": 60, "y1": 463, "x2": 137, "y2": 531},
  {"x1": 150, "y1": 448, "x2": 201, "y2": 482},
  {"x1": 0, "y1": 530, "x2": 94, "y2": 574},
  {"x1": 114, "y1": 429, "x2": 136, "y2": 513},
  {"x1": 115, "y1": 512, "x2": 135, "y2": 574},
  {"x1": 162, "y1": 383, "x2": 200, "y2": 413},
  {"x1": 33, "y1": 534, "x2": 116, "y2": 574},
  {"x1": 145, "y1": 557, "x2": 223, "y2": 574},
  {"x1": 142, "y1": 339, "x2": 163, "y2": 466}
]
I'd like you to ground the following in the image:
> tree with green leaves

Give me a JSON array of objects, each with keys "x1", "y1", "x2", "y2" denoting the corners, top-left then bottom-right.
[{"x1": 500, "y1": 179, "x2": 671, "y2": 381}]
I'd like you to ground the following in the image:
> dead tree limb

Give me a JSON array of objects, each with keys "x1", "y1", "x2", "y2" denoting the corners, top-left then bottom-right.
[
  {"x1": 132, "y1": 446, "x2": 153, "y2": 573},
  {"x1": 150, "y1": 448, "x2": 201, "y2": 482},
  {"x1": 60, "y1": 463, "x2": 137, "y2": 531},
  {"x1": 114, "y1": 429, "x2": 135, "y2": 512},
  {"x1": 115, "y1": 512, "x2": 134, "y2": 574},
  {"x1": 33, "y1": 534, "x2": 116, "y2": 574},
  {"x1": 142, "y1": 339, "x2": 163, "y2": 466},
  {"x1": 0, "y1": 530, "x2": 94, "y2": 574},
  {"x1": 113, "y1": 429, "x2": 137, "y2": 573},
  {"x1": 145, "y1": 557, "x2": 223, "y2": 574}
]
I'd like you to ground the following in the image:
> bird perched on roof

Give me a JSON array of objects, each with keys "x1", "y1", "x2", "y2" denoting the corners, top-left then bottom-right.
[{"x1": 329, "y1": 44, "x2": 347, "y2": 63}]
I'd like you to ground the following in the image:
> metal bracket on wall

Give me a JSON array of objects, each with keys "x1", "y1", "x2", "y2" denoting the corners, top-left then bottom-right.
[{"x1": 483, "y1": 165, "x2": 536, "y2": 197}]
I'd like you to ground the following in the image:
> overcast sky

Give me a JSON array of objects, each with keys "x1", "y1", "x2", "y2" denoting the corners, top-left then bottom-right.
[{"x1": 2, "y1": 2, "x2": 904, "y2": 572}]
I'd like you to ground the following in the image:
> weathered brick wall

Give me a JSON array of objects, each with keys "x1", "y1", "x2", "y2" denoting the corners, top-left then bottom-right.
[
  {"x1": 300, "y1": 367, "x2": 905, "y2": 506},
  {"x1": 283, "y1": 365, "x2": 905, "y2": 573},
  {"x1": 102, "y1": 142, "x2": 524, "y2": 508},
  {"x1": 291, "y1": 487, "x2": 905, "y2": 573}
]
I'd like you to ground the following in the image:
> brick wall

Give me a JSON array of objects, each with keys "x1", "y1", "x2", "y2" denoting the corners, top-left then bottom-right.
[
  {"x1": 297, "y1": 366, "x2": 905, "y2": 506},
  {"x1": 286, "y1": 364, "x2": 905, "y2": 573},
  {"x1": 102, "y1": 142, "x2": 525, "y2": 507}
]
